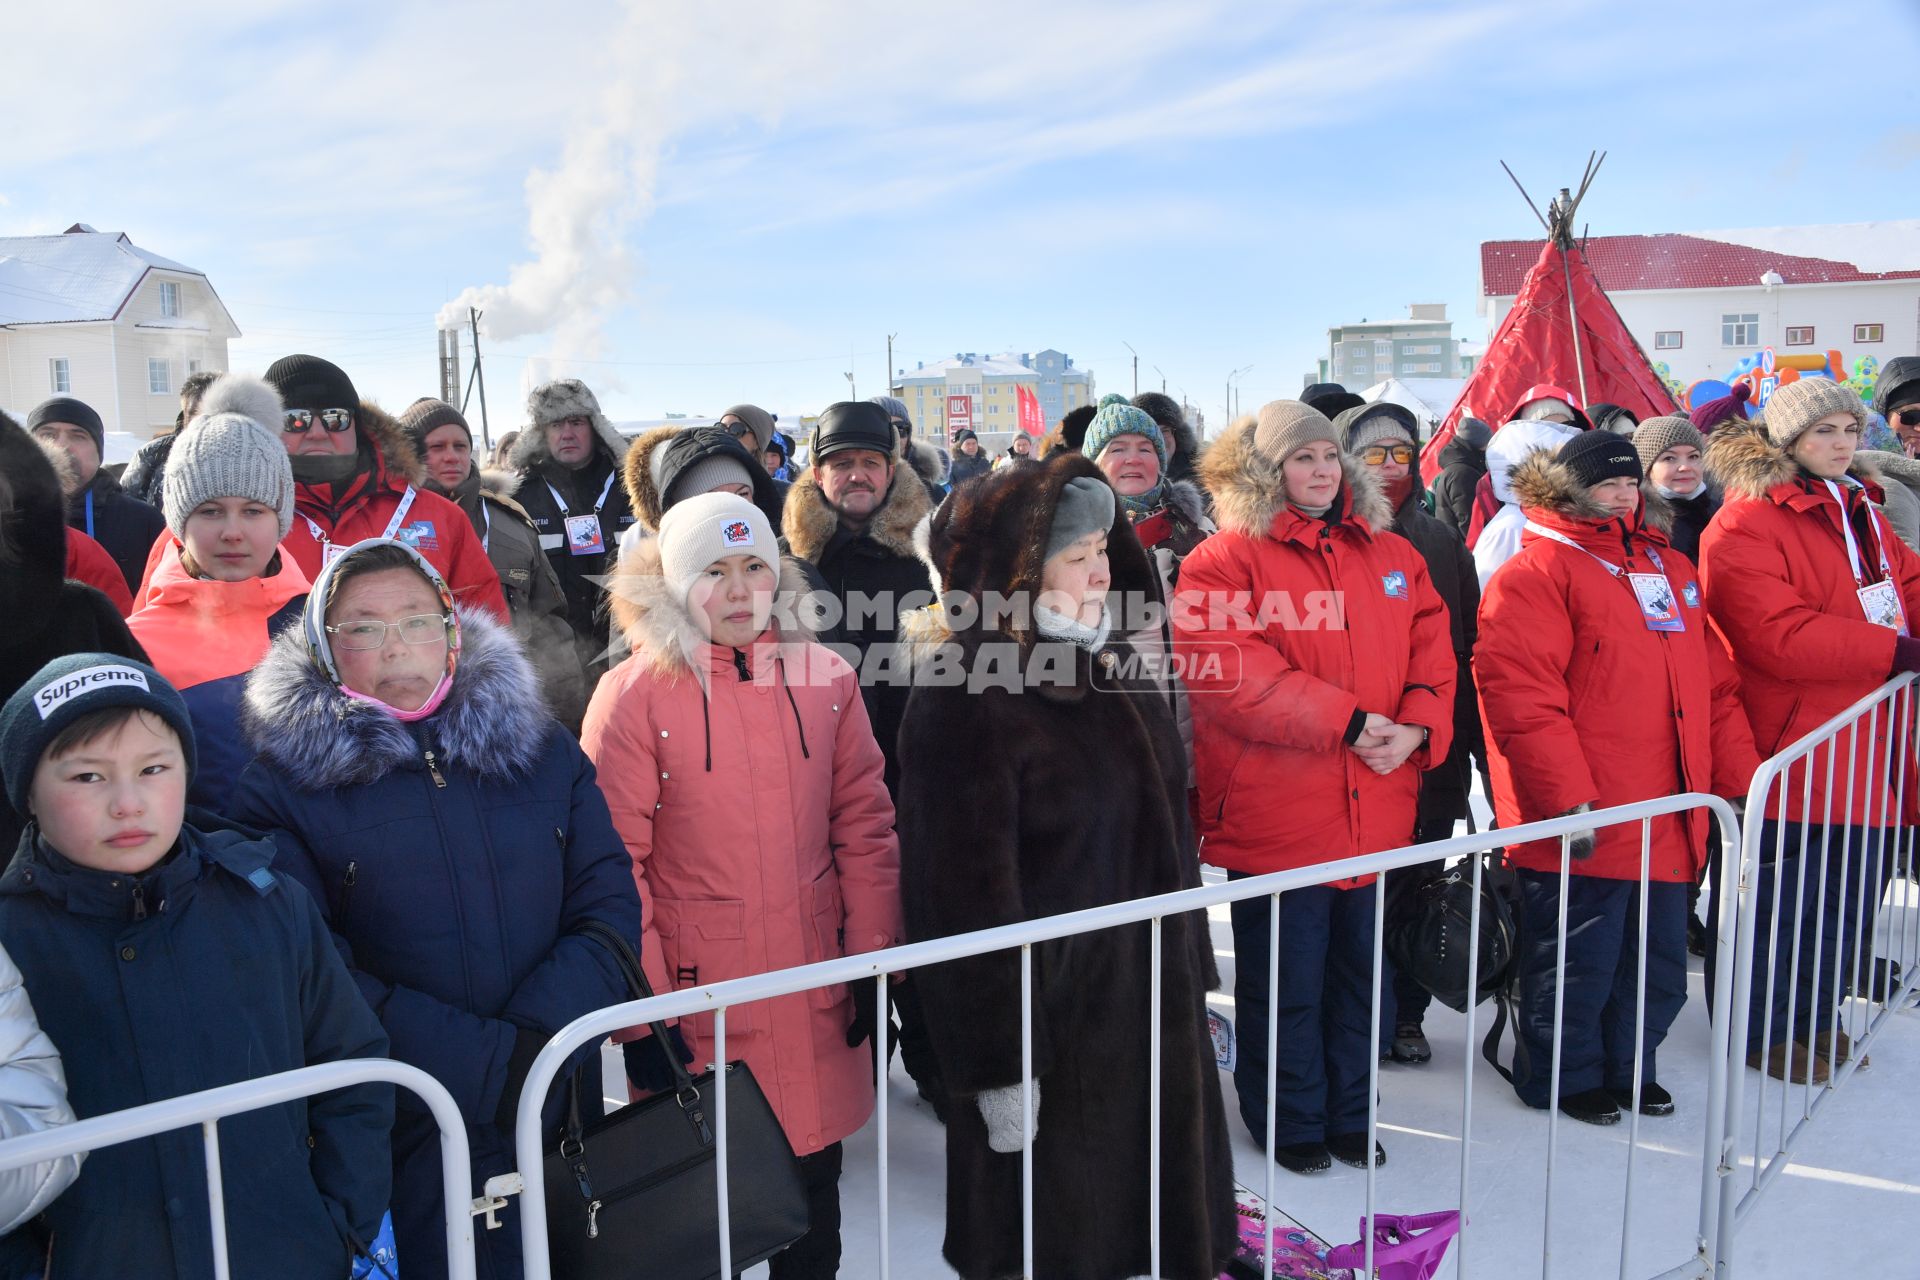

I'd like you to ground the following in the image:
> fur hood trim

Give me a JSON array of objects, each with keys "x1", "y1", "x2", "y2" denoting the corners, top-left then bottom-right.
[
  {"x1": 905, "y1": 438, "x2": 951, "y2": 489},
  {"x1": 509, "y1": 380, "x2": 629, "y2": 471},
  {"x1": 605, "y1": 536, "x2": 819, "y2": 679},
  {"x1": 475, "y1": 470, "x2": 539, "y2": 525},
  {"x1": 1508, "y1": 449, "x2": 1673, "y2": 530},
  {"x1": 1163, "y1": 477, "x2": 1211, "y2": 526},
  {"x1": 782, "y1": 451, "x2": 935, "y2": 562},
  {"x1": 621, "y1": 426, "x2": 681, "y2": 531},
  {"x1": 1198, "y1": 414, "x2": 1390, "y2": 538},
  {"x1": 355, "y1": 399, "x2": 424, "y2": 486},
  {"x1": 1705, "y1": 414, "x2": 1882, "y2": 501},
  {"x1": 241, "y1": 605, "x2": 548, "y2": 789}
]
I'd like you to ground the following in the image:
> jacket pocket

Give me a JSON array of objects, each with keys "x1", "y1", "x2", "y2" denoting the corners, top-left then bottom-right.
[
  {"x1": 803, "y1": 865, "x2": 848, "y2": 1010},
  {"x1": 653, "y1": 895, "x2": 754, "y2": 1035},
  {"x1": 1211, "y1": 741, "x2": 1252, "y2": 824}
]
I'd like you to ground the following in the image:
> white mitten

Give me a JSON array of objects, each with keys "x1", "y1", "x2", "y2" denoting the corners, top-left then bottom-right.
[{"x1": 976, "y1": 1081, "x2": 1040, "y2": 1153}]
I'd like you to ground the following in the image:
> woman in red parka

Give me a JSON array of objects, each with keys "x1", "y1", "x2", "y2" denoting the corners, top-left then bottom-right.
[
  {"x1": 1477, "y1": 432, "x2": 1757, "y2": 1125},
  {"x1": 583, "y1": 492, "x2": 900, "y2": 1279},
  {"x1": 1701, "y1": 379, "x2": 1920, "y2": 1084},
  {"x1": 1174, "y1": 401, "x2": 1454, "y2": 1174}
]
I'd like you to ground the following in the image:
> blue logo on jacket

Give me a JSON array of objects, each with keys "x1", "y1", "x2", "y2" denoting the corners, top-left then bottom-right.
[
  {"x1": 1382, "y1": 570, "x2": 1408, "y2": 600},
  {"x1": 1682, "y1": 581, "x2": 1701, "y2": 609},
  {"x1": 396, "y1": 520, "x2": 440, "y2": 551}
]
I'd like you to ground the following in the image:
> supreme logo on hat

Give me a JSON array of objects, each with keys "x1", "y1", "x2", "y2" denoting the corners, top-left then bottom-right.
[
  {"x1": 34, "y1": 665, "x2": 149, "y2": 719},
  {"x1": 721, "y1": 520, "x2": 755, "y2": 548}
]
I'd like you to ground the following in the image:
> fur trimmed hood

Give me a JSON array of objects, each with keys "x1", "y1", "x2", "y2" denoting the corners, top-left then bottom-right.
[
  {"x1": 509, "y1": 380, "x2": 629, "y2": 472},
  {"x1": 1508, "y1": 448, "x2": 1674, "y2": 530},
  {"x1": 1705, "y1": 414, "x2": 1883, "y2": 502},
  {"x1": 604, "y1": 534, "x2": 819, "y2": 680},
  {"x1": 620, "y1": 425, "x2": 783, "y2": 534},
  {"x1": 1198, "y1": 414, "x2": 1390, "y2": 539},
  {"x1": 353, "y1": 399, "x2": 425, "y2": 487},
  {"x1": 782, "y1": 447, "x2": 935, "y2": 563},
  {"x1": 1161, "y1": 477, "x2": 1211, "y2": 526},
  {"x1": 241, "y1": 604, "x2": 549, "y2": 790},
  {"x1": 904, "y1": 438, "x2": 950, "y2": 490}
]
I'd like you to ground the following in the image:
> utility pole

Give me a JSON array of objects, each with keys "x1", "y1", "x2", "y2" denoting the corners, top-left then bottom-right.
[
  {"x1": 886, "y1": 333, "x2": 897, "y2": 396},
  {"x1": 462, "y1": 307, "x2": 492, "y2": 451},
  {"x1": 1123, "y1": 341, "x2": 1138, "y2": 396},
  {"x1": 844, "y1": 370, "x2": 856, "y2": 401},
  {"x1": 1154, "y1": 365, "x2": 1167, "y2": 394}
]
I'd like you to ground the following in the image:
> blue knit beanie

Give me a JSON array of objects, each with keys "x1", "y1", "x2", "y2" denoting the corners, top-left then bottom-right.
[
  {"x1": 1, "y1": 655, "x2": 197, "y2": 813},
  {"x1": 1081, "y1": 393, "x2": 1167, "y2": 472}
]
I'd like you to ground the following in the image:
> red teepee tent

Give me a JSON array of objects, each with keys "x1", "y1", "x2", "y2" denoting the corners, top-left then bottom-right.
[{"x1": 1421, "y1": 167, "x2": 1677, "y2": 481}]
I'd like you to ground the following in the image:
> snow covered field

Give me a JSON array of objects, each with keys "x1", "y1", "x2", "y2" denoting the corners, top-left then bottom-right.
[{"x1": 599, "y1": 807, "x2": 1920, "y2": 1278}]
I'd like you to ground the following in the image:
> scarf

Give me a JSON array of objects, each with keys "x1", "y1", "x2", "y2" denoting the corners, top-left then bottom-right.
[{"x1": 1034, "y1": 603, "x2": 1112, "y2": 652}]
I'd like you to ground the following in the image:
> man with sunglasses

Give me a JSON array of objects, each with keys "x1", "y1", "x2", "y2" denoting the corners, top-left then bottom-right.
[
  {"x1": 1334, "y1": 401, "x2": 1485, "y2": 1068},
  {"x1": 263, "y1": 354, "x2": 506, "y2": 620},
  {"x1": 717, "y1": 404, "x2": 789, "y2": 513},
  {"x1": 1875, "y1": 358, "x2": 1920, "y2": 459},
  {"x1": 508, "y1": 379, "x2": 637, "y2": 686}
]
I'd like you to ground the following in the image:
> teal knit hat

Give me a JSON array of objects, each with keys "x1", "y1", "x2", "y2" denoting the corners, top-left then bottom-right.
[{"x1": 1081, "y1": 392, "x2": 1167, "y2": 472}]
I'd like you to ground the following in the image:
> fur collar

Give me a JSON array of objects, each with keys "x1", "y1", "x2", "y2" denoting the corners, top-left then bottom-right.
[
  {"x1": 506, "y1": 404, "x2": 629, "y2": 473},
  {"x1": 1162, "y1": 477, "x2": 1211, "y2": 527},
  {"x1": 1197, "y1": 416, "x2": 1389, "y2": 538},
  {"x1": 1706, "y1": 415, "x2": 1883, "y2": 502},
  {"x1": 605, "y1": 536, "x2": 818, "y2": 680},
  {"x1": 241, "y1": 605, "x2": 548, "y2": 790},
  {"x1": 354, "y1": 400, "x2": 424, "y2": 487},
  {"x1": 905, "y1": 438, "x2": 950, "y2": 489},
  {"x1": 1509, "y1": 449, "x2": 1678, "y2": 531},
  {"x1": 621, "y1": 426, "x2": 681, "y2": 531},
  {"x1": 474, "y1": 469, "x2": 539, "y2": 524},
  {"x1": 782, "y1": 456, "x2": 934, "y2": 562}
]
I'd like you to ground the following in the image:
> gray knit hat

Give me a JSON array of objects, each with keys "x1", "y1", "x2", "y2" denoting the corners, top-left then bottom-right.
[
  {"x1": 1334, "y1": 403, "x2": 1417, "y2": 456},
  {"x1": 1045, "y1": 476, "x2": 1116, "y2": 560},
  {"x1": 163, "y1": 374, "x2": 295, "y2": 539},
  {"x1": 1633, "y1": 416, "x2": 1706, "y2": 474},
  {"x1": 1762, "y1": 378, "x2": 1867, "y2": 450},
  {"x1": 1252, "y1": 400, "x2": 1339, "y2": 461},
  {"x1": 720, "y1": 404, "x2": 776, "y2": 454},
  {"x1": 665, "y1": 453, "x2": 755, "y2": 507}
]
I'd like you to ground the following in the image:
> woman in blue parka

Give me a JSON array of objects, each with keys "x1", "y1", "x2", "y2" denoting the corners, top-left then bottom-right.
[{"x1": 230, "y1": 538, "x2": 643, "y2": 1280}]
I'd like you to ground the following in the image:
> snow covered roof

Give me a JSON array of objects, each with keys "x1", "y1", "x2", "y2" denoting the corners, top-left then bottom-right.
[
  {"x1": 897, "y1": 352, "x2": 1079, "y2": 383},
  {"x1": 0, "y1": 225, "x2": 235, "y2": 330},
  {"x1": 1480, "y1": 224, "x2": 1920, "y2": 297}
]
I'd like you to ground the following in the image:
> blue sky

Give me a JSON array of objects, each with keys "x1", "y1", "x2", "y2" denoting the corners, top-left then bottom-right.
[{"x1": 6, "y1": 0, "x2": 1919, "y2": 437}]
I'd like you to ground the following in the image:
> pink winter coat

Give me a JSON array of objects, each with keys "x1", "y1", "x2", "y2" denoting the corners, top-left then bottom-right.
[{"x1": 581, "y1": 543, "x2": 901, "y2": 1156}]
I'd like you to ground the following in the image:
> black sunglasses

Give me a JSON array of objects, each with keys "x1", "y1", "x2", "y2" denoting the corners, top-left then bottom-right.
[
  {"x1": 283, "y1": 408, "x2": 354, "y2": 434},
  {"x1": 1897, "y1": 408, "x2": 1920, "y2": 428}
]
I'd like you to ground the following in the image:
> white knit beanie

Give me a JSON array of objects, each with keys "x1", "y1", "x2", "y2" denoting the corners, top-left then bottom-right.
[
  {"x1": 655, "y1": 492, "x2": 779, "y2": 605},
  {"x1": 162, "y1": 373, "x2": 295, "y2": 539}
]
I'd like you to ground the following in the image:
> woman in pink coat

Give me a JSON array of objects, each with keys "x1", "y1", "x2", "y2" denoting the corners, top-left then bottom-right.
[{"x1": 581, "y1": 492, "x2": 901, "y2": 1279}]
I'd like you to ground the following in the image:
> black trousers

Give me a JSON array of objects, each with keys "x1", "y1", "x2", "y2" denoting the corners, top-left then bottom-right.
[{"x1": 767, "y1": 1141, "x2": 844, "y2": 1279}]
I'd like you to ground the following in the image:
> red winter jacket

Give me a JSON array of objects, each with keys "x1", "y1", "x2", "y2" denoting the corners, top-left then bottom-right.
[
  {"x1": 1174, "y1": 423, "x2": 1455, "y2": 885},
  {"x1": 1701, "y1": 420, "x2": 1920, "y2": 826},
  {"x1": 65, "y1": 529, "x2": 132, "y2": 615},
  {"x1": 283, "y1": 403, "x2": 507, "y2": 621},
  {"x1": 1476, "y1": 454, "x2": 1758, "y2": 882}
]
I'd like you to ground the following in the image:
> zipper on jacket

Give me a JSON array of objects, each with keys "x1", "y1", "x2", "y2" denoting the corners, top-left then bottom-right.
[
  {"x1": 341, "y1": 861, "x2": 358, "y2": 923},
  {"x1": 422, "y1": 748, "x2": 447, "y2": 788},
  {"x1": 732, "y1": 649, "x2": 751, "y2": 682},
  {"x1": 131, "y1": 882, "x2": 148, "y2": 922}
]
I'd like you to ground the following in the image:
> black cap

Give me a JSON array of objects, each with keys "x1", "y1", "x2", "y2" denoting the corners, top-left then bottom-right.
[
  {"x1": 811, "y1": 401, "x2": 896, "y2": 462},
  {"x1": 1557, "y1": 429, "x2": 1643, "y2": 489},
  {"x1": 1300, "y1": 382, "x2": 1366, "y2": 419},
  {"x1": 1456, "y1": 416, "x2": 1493, "y2": 450},
  {"x1": 26, "y1": 396, "x2": 105, "y2": 456},
  {"x1": 264, "y1": 354, "x2": 359, "y2": 414},
  {"x1": 1874, "y1": 355, "x2": 1920, "y2": 415}
]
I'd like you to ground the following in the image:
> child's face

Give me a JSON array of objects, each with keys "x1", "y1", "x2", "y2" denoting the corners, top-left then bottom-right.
[{"x1": 28, "y1": 714, "x2": 186, "y2": 874}]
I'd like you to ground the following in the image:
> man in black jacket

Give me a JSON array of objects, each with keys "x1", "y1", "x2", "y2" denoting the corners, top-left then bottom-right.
[
  {"x1": 509, "y1": 379, "x2": 636, "y2": 688},
  {"x1": 1430, "y1": 415, "x2": 1492, "y2": 537},
  {"x1": 27, "y1": 397, "x2": 167, "y2": 597}
]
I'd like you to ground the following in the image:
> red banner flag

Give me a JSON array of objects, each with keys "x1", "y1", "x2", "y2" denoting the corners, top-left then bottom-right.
[{"x1": 1016, "y1": 384, "x2": 1044, "y2": 437}]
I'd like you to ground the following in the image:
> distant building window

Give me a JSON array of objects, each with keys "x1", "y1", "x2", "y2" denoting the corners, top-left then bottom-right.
[
  {"x1": 49, "y1": 358, "x2": 70, "y2": 394},
  {"x1": 1404, "y1": 344, "x2": 1442, "y2": 356},
  {"x1": 148, "y1": 358, "x2": 171, "y2": 394},
  {"x1": 1721, "y1": 314, "x2": 1760, "y2": 346},
  {"x1": 1654, "y1": 331, "x2": 1683, "y2": 350},
  {"x1": 1856, "y1": 324, "x2": 1884, "y2": 344},
  {"x1": 159, "y1": 281, "x2": 180, "y2": 318},
  {"x1": 1784, "y1": 326, "x2": 1815, "y2": 346},
  {"x1": 188, "y1": 359, "x2": 203, "y2": 375}
]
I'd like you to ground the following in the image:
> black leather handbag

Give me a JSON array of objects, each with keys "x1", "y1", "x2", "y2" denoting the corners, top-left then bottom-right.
[{"x1": 546, "y1": 921, "x2": 810, "y2": 1280}]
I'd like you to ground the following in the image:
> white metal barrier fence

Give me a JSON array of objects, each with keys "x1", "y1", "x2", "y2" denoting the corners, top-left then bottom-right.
[
  {"x1": 509, "y1": 794, "x2": 1739, "y2": 1280},
  {"x1": 0, "y1": 1059, "x2": 477, "y2": 1280},
  {"x1": 1708, "y1": 675, "x2": 1920, "y2": 1275}
]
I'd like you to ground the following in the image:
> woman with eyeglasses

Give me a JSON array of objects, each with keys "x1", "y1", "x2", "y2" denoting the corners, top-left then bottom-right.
[
  {"x1": 1334, "y1": 402, "x2": 1483, "y2": 1067},
  {"x1": 230, "y1": 537, "x2": 642, "y2": 1280},
  {"x1": 124, "y1": 375, "x2": 310, "y2": 813}
]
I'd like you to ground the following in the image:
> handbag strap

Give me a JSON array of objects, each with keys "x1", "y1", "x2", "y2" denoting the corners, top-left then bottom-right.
[{"x1": 575, "y1": 919, "x2": 698, "y2": 1097}]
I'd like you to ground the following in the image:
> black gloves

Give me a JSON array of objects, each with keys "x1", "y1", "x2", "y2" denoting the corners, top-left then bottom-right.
[
  {"x1": 847, "y1": 978, "x2": 878, "y2": 1049},
  {"x1": 623, "y1": 1027, "x2": 694, "y2": 1095}
]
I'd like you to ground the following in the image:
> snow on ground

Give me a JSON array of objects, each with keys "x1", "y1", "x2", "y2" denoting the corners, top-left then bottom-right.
[{"x1": 602, "y1": 790, "x2": 1920, "y2": 1278}]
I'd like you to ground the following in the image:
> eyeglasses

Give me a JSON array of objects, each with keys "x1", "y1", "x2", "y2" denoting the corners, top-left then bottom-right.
[
  {"x1": 325, "y1": 613, "x2": 449, "y2": 651},
  {"x1": 283, "y1": 408, "x2": 354, "y2": 434},
  {"x1": 1896, "y1": 408, "x2": 1920, "y2": 428},
  {"x1": 891, "y1": 419, "x2": 911, "y2": 437},
  {"x1": 1361, "y1": 444, "x2": 1416, "y2": 464},
  {"x1": 720, "y1": 419, "x2": 755, "y2": 440}
]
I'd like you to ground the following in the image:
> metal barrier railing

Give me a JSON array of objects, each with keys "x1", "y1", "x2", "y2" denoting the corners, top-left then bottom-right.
[
  {"x1": 509, "y1": 793, "x2": 1740, "y2": 1280},
  {"x1": 0, "y1": 1058, "x2": 477, "y2": 1280},
  {"x1": 1710, "y1": 675, "x2": 1920, "y2": 1274}
]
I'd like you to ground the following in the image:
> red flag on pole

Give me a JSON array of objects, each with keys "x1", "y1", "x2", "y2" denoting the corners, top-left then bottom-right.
[{"x1": 1016, "y1": 384, "x2": 1044, "y2": 437}]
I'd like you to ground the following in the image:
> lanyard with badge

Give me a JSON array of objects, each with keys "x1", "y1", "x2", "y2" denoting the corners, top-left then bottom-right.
[
  {"x1": 1824, "y1": 479, "x2": 1907, "y2": 633},
  {"x1": 547, "y1": 471, "x2": 616, "y2": 556},
  {"x1": 303, "y1": 485, "x2": 418, "y2": 567},
  {"x1": 1524, "y1": 520, "x2": 1686, "y2": 632}
]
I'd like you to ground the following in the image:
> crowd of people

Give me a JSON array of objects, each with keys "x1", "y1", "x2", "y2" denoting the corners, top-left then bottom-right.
[{"x1": 0, "y1": 350, "x2": 1916, "y2": 1278}]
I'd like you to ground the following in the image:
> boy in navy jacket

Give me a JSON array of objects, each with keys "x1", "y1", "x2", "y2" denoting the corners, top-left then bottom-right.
[{"x1": 0, "y1": 655, "x2": 393, "y2": 1279}]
